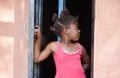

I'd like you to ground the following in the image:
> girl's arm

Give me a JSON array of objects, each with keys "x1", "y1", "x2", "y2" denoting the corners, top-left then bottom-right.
[
  {"x1": 81, "y1": 46, "x2": 90, "y2": 71},
  {"x1": 34, "y1": 26, "x2": 53, "y2": 63}
]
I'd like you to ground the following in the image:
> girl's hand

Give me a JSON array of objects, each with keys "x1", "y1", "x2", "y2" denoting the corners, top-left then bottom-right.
[{"x1": 34, "y1": 25, "x2": 41, "y2": 40}]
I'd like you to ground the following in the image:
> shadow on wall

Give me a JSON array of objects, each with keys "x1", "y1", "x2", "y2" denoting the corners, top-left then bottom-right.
[{"x1": 0, "y1": 0, "x2": 29, "y2": 78}]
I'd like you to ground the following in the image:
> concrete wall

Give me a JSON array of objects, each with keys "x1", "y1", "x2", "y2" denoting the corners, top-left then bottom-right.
[
  {"x1": 0, "y1": 0, "x2": 29, "y2": 78},
  {"x1": 94, "y1": 0, "x2": 120, "y2": 78}
]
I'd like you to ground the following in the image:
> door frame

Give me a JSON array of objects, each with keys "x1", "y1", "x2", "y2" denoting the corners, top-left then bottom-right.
[{"x1": 28, "y1": 0, "x2": 94, "y2": 78}]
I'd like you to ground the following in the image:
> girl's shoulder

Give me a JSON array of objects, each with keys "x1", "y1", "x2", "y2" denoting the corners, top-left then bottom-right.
[
  {"x1": 48, "y1": 41, "x2": 58, "y2": 46},
  {"x1": 48, "y1": 41, "x2": 58, "y2": 54},
  {"x1": 76, "y1": 42, "x2": 82, "y2": 48}
]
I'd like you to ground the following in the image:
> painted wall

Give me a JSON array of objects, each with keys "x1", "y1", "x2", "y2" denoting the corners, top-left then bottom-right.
[
  {"x1": 94, "y1": 0, "x2": 120, "y2": 78},
  {"x1": 1, "y1": 0, "x2": 120, "y2": 78},
  {"x1": 0, "y1": 0, "x2": 29, "y2": 78}
]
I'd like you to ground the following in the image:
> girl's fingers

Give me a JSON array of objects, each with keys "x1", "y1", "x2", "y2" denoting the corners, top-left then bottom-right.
[
  {"x1": 34, "y1": 32, "x2": 37, "y2": 36},
  {"x1": 35, "y1": 25, "x2": 40, "y2": 30},
  {"x1": 34, "y1": 25, "x2": 41, "y2": 33},
  {"x1": 34, "y1": 26, "x2": 41, "y2": 39}
]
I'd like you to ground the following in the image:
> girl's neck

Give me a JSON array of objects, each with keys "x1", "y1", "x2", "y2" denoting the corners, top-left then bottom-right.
[
  {"x1": 60, "y1": 39, "x2": 75, "y2": 47},
  {"x1": 60, "y1": 40, "x2": 77, "y2": 52}
]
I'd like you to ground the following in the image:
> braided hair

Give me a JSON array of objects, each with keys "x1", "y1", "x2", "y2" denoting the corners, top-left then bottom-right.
[{"x1": 50, "y1": 8, "x2": 78, "y2": 36}]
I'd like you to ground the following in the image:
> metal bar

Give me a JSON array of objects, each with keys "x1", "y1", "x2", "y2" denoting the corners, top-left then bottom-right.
[
  {"x1": 38, "y1": 0, "x2": 43, "y2": 27},
  {"x1": 58, "y1": 0, "x2": 66, "y2": 18},
  {"x1": 38, "y1": 1, "x2": 43, "y2": 77},
  {"x1": 33, "y1": 63, "x2": 39, "y2": 78},
  {"x1": 33, "y1": 0, "x2": 39, "y2": 78},
  {"x1": 91, "y1": 0, "x2": 95, "y2": 78},
  {"x1": 33, "y1": 0, "x2": 43, "y2": 78},
  {"x1": 28, "y1": 0, "x2": 35, "y2": 78},
  {"x1": 35, "y1": 0, "x2": 39, "y2": 25},
  {"x1": 58, "y1": 0, "x2": 66, "y2": 41}
]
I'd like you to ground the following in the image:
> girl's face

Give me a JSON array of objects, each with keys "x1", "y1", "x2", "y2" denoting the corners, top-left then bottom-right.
[{"x1": 67, "y1": 21, "x2": 80, "y2": 41}]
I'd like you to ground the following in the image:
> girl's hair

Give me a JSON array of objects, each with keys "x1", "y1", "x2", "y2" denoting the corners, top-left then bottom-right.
[{"x1": 50, "y1": 8, "x2": 78, "y2": 36}]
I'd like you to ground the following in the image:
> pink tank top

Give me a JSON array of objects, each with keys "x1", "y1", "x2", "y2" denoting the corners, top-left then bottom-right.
[{"x1": 53, "y1": 42, "x2": 86, "y2": 78}]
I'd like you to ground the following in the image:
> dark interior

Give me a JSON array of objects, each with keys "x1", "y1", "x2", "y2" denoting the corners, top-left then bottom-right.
[{"x1": 37, "y1": 0, "x2": 92, "y2": 78}]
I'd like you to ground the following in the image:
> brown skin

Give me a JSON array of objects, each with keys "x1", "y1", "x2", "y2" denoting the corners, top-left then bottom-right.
[{"x1": 34, "y1": 22, "x2": 90, "y2": 71}]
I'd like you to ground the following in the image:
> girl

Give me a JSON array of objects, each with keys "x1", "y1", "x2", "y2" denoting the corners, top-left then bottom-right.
[{"x1": 34, "y1": 8, "x2": 90, "y2": 78}]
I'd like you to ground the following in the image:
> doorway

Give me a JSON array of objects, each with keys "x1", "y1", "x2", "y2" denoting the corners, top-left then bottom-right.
[{"x1": 29, "y1": 0, "x2": 93, "y2": 78}]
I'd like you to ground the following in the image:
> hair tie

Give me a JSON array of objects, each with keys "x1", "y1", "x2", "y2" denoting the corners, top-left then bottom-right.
[
  {"x1": 50, "y1": 26, "x2": 55, "y2": 31},
  {"x1": 56, "y1": 21, "x2": 65, "y2": 28}
]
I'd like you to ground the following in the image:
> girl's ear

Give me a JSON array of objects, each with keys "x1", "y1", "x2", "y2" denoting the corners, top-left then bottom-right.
[{"x1": 65, "y1": 28, "x2": 70, "y2": 34}]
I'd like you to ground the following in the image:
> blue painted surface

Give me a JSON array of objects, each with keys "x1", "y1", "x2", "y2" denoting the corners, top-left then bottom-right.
[
  {"x1": 58, "y1": 0, "x2": 64, "y2": 18},
  {"x1": 58, "y1": 0, "x2": 65, "y2": 41}
]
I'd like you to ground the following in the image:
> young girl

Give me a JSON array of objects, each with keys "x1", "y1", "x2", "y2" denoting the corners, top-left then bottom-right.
[{"x1": 34, "y1": 8, "x2": 90, "y2": 78}]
